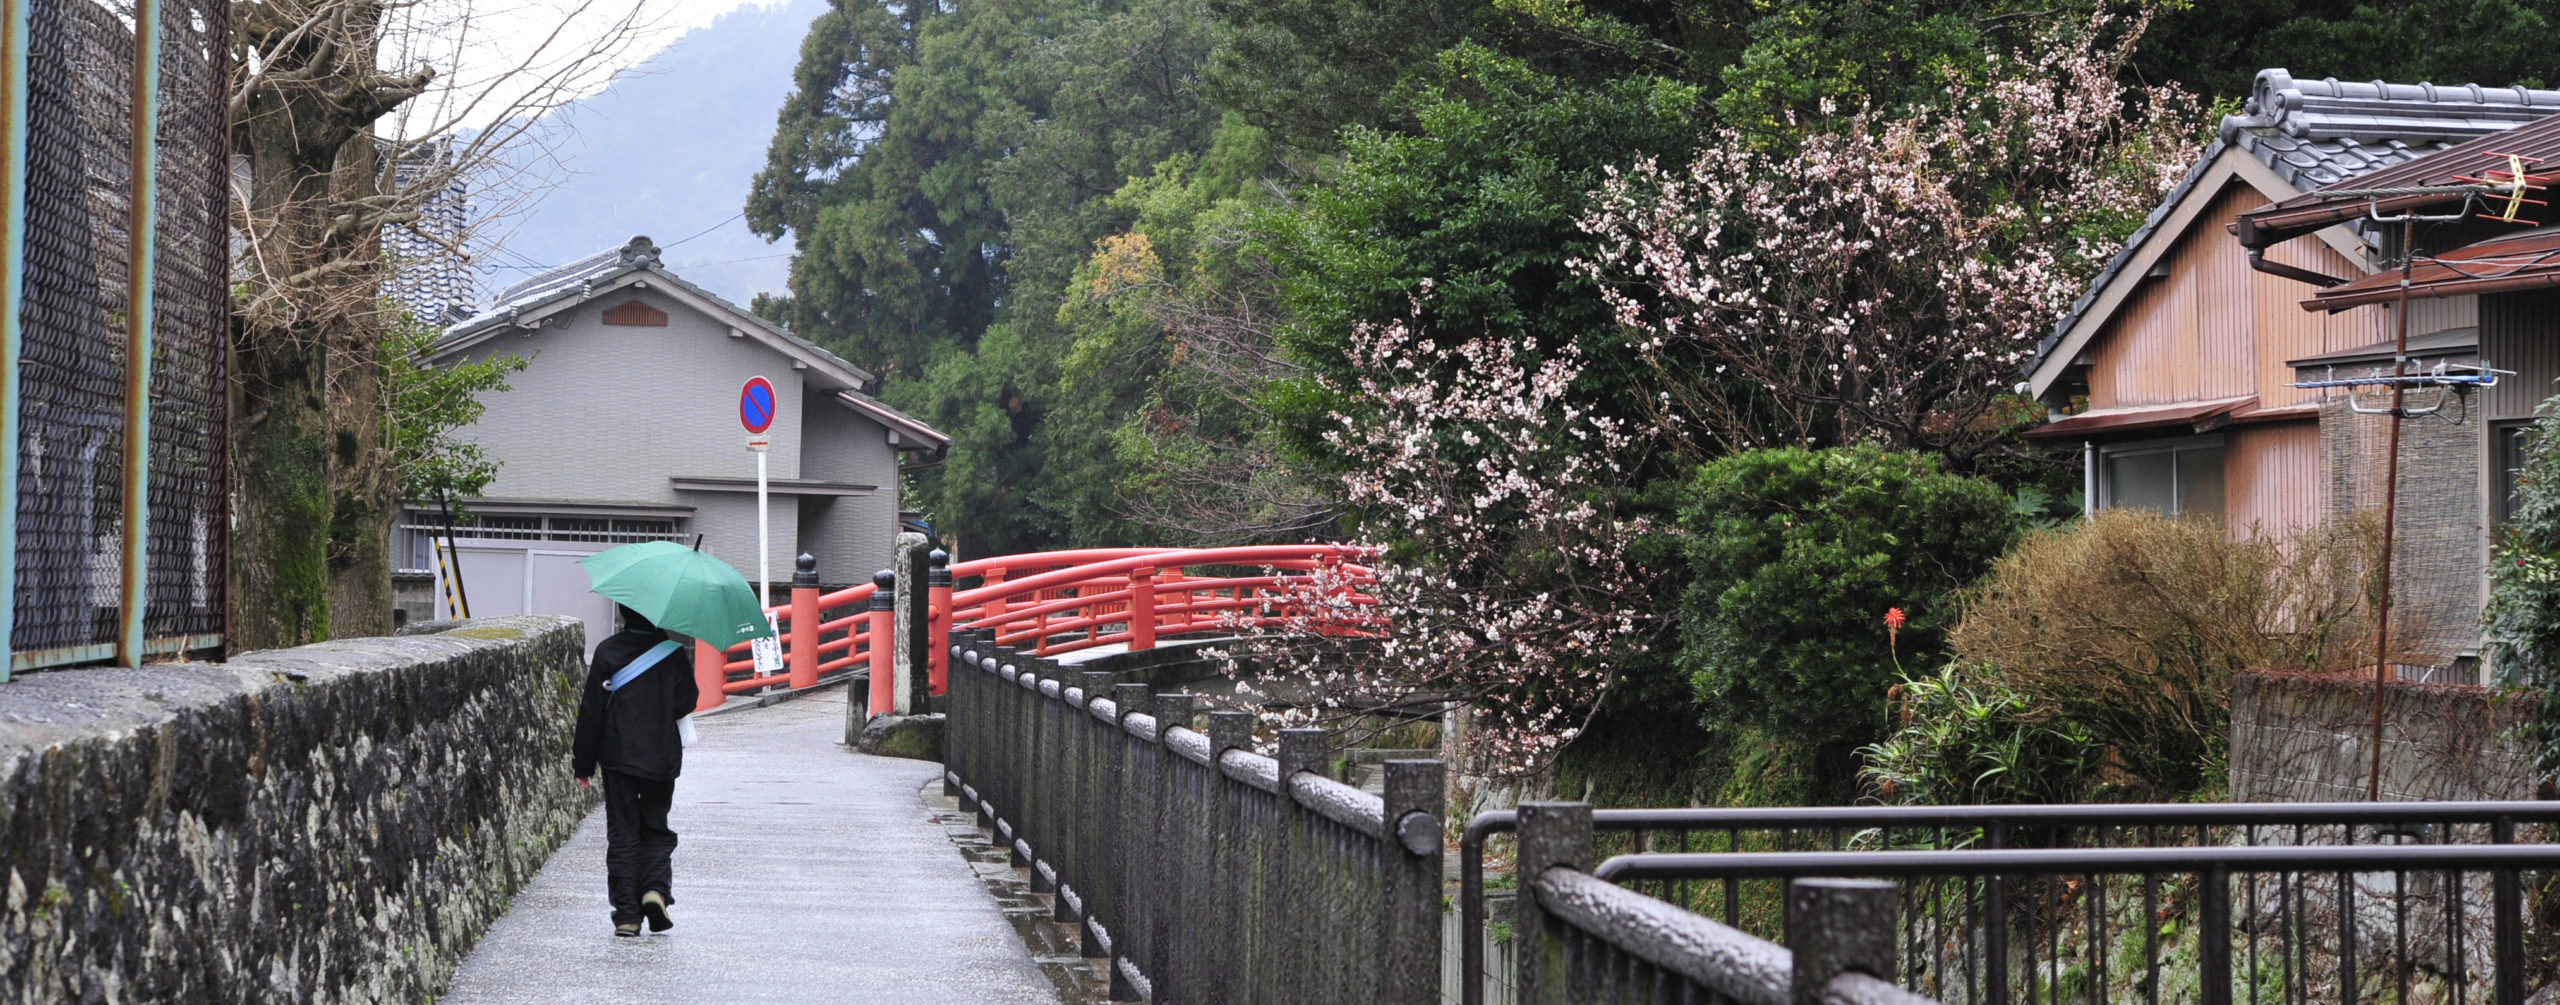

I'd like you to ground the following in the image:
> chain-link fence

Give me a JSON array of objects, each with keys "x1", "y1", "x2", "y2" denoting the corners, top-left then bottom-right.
[{"x1": 3, "y1": 0, "x2": 229, "y2": 675}]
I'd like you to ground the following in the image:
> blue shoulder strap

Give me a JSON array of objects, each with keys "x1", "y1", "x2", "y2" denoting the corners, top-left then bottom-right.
[{"x1": 605, "y1": 639, "x2": 683, "y2": 692}]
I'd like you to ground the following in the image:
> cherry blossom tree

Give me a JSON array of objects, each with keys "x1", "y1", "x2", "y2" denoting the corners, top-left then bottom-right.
[
  {"x1": 1573, "y1": 16, "x2": 2200, "y2": 465},
  {"x1": 1228, "y1": 289, "x2": 1667, "y2": 775}
]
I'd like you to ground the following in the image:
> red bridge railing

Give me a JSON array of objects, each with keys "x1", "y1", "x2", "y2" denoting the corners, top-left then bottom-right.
[{"x1": 690, "y1": 545, "x2": 1379, "y2": 713}]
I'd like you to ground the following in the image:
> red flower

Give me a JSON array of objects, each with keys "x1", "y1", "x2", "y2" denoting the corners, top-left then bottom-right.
[{"x1": 1884, "y1": 607, "x2": 1906, "y2": 630}]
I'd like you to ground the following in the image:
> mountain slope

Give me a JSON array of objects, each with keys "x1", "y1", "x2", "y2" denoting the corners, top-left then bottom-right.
[{"x1": 479, "y1": 0, "x2": 821, "y2": 306}]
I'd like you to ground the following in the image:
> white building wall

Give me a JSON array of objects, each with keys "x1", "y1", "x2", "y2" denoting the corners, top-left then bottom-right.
[
  {"x1": 795, "y1": 393, "x2": 902, "y2": 585},
  {"x1": 450, "y1": 284, "x2": 906, "y2": 591}
]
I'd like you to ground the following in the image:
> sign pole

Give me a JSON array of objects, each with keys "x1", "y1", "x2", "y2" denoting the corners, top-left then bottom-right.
[
  {"x1": 757, "y1": 447, "x2": 770, "y2": 608},
  {"x1": 739, "y1": 375, "x2": 778, "y2": 610}
]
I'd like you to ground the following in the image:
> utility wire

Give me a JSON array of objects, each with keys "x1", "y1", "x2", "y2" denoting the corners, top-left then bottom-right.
[{"x1": 662, "y1": 212, "x2": 745, "y2": 250}]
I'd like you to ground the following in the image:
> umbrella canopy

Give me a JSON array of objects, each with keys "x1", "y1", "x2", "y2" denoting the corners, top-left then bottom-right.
[{"x1": 579, "y1": 541, "x2": 776, "y2": 650}]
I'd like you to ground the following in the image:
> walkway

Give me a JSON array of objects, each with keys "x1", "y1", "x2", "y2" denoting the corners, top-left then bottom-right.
[{"x1": 443, "y1": 688, "x2": 1059, "y2": 1005}]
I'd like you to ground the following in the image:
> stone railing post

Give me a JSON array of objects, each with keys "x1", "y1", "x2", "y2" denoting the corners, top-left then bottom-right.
[
  {"x1": 1787, "y1": 878, "x2": 1900, "y2": 1004},
  {"x1": 1275, "y1": 727, "x2": 1328, "y2": 986},
  {"x1": 788, "y1": 553, "x2": 820, "y2": 689},
  {"x1": 890, "y1": 532, "x2": 928, "y2": 714},
  {"x1": 1075, "y1": 670, "x2": 1118, "y2": 959},
  {"x1": 1381, "y1": 759, "x2": 1445, "y2": 1003},
  {"x1": 1206, "y1": 710, "x2": 1253, "y2": 1004},
  {"x1": 1513, "y1": 801, "x2": 1593, "y2": 1005}
]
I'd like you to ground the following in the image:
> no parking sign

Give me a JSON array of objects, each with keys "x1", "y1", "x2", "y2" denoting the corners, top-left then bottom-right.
[{"x1": 739, "y1": 375, "x2": 776, "y2": 435}]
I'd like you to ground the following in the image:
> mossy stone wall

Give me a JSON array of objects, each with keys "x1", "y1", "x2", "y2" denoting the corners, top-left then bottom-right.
[{"x1": 0, "y1": 615, "x2": 595, "y2": 1003}]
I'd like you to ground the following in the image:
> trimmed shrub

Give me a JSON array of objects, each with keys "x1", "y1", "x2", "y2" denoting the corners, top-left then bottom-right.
[
  {"x1": 1677, "y1": 446, "x2": 2022, "y2": 794},
  {"x1": 1950, "y1": 508, "x2": 2375, "y2": 799}
]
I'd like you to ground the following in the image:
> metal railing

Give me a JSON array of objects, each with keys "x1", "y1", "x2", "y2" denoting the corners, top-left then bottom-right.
[
  {"x1": 1512, "y1": 802, "x2": 1939, "y2": 1005},
  {"x1": 1465, "y1": 803, "x2": 2560, "y2": 1005},
  {"x1": 944, "y1": 629, "x2": 1443, "y2": 1003},
  {"x1": 689, "y1": 553, "x2": 884, "y2": 709}
]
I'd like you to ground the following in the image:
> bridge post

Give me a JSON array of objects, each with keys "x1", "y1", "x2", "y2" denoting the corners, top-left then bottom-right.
[
  {"x1": 864, "y1": 569, "x2": 894, "y2": 722},
  {"x1": 891, "y1": 533, "x2": 929, "y2": 715},
  {"x1": 928, "y1": 548, "x2": 953, "y2": 698},
  {"x1": 982, "y1": 565, "x2": 1008, "y2": 626},
  {"x1": 788, "y1": 553, "x2": 819, "y2": 689},
  {"x1": 1513, "y1": 801, "x2": 1593, "y2": 1005},
  {"x1": 693, "y1": 637, "x2": 725, "y2": 712},
  {"x1": 1127, "y1": 565, "x2": 1156, "y2": 651}
]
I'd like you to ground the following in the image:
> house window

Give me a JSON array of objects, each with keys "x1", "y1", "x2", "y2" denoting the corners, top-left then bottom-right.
[
  {"x1": 395, "y1": 510, "x2": 685, "y2": 571},
  {"x1": 2099, "y1": 437, "x2": 2225, "y2": 519},
  {"x1": 2495, "y1": 420, "x2": 2536, "y2": 525}
]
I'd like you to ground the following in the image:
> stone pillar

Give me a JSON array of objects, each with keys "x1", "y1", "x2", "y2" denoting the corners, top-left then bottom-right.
[{"x1": 890, "y1": 532, "x2": 930, "y2": 715}]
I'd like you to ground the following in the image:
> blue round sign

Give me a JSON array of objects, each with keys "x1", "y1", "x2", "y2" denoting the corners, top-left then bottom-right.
[{"x1": 740, "y1": 376, "x2": 776, "y2": 434}]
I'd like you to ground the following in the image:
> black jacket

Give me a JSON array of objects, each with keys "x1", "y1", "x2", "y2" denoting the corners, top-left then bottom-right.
[{"x1": 573, "y1": 629, "x2": 701, "y2": 781}]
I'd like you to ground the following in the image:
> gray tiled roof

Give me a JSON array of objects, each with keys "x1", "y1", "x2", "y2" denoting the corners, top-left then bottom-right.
[
  {"x1": 440, "y1": 235, "x2": 876, "y2": 388},
  {"x1": 2027, "y1": 69, "x2": 2560, "y2": 384}
]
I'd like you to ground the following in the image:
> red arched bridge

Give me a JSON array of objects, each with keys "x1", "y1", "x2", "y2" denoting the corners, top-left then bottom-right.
[{"x1": 683, "y1": 545, "x2": 1382, "y2": 714}]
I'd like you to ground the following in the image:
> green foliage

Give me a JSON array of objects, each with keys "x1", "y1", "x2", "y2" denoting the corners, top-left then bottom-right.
[
  {"x1": 383, "y1": 314, "x2": 527, "y2": 503},
  {"x1": 755, "y1": 0, "x2": 1232, "y2": 554},
  {"x1": 1201, "y1": 0, "x2": 1481, "y2": 147},
  {"x1": 2484, "y1": 396, "x2": 2560, "y2": 786},
  {"x1": 1858, "y1": 665, "x2": 2098, "y2": 806},
  {"x1": 2135, "y1": 0, "x2": 2556, "y2": 98},
  {"x1": 1258, "y1": 44, "x2": 1702, "y2": 468},
  {"x1": 1711, "y1": 0, "x2": 2071, "y2": 138},
  {"x1": 1677, "y1": 446, "x2": 2022, "y2": 792}
]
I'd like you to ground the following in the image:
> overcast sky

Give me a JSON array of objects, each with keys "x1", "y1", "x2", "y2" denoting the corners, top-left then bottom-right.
[{"x1": 386, "y1": 0, "x2": 784, "y2": 136}]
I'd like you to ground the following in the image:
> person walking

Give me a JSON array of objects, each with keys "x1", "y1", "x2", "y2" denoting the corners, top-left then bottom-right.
[{"x1": 573, "y1": 604, "x2": 701, "y2": 937}]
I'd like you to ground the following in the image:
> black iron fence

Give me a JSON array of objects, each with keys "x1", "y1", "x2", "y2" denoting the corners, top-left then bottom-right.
[
  {"x1": 942, "y1": 629, "x2": 1444, "y2": 1003},
  {"x1": 3, "y1": 0, "x2": 231, "y2": 675},
  {"x1": 1467, "y1": 803, "x2": 2560, "y2": 1005}
]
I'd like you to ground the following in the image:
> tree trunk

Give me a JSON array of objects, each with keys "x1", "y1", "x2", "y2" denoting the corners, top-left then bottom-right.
[
  {"x1": 231, "y1": 317, "x2": 333, "y2": 648},
  {"x1": 227, "y1": 0, "x2": 409, "y2": 649},
  {"x1": 326, "y1": 326, "x2": 394, "y2": 639}
]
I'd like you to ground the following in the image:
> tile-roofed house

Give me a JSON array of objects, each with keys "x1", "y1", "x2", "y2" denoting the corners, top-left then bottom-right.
[
  {"x1": 2230, "y1": 111, "x2": 2560, "y2": 683},
  {"x1": 401, "y1": 236, "x2": 947, "y2": 649},
  {"x1": 382, "y1": 138, "x2": 478, "y2": 327},
  {"x1": 2224, "y1": 70, "x2": 2560, "y2": 192},
  {"x1": 2023, "y1": 68, "x2": 2560, "y2": 682}
]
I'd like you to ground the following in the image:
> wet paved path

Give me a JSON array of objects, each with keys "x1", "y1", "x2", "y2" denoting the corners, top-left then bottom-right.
[{"x1": 443, "y1": 689, "x2": 1060, "y2": 1005}]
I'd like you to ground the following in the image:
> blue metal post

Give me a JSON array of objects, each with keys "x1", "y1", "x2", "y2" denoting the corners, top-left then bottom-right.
[
  {"x1": 0, "y1": 0, "x2": 32, "y2": 681},
  {"x1": 119, "y1": 0, "x2": 159, "y2": 667}
]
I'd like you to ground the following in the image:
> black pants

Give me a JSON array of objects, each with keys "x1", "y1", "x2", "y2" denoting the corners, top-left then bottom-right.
[{"x1": 601, "y1": 769, "x2": 678, "y2": 925}]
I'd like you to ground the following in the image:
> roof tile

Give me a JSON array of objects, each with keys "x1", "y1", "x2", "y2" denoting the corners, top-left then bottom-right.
[{"x1": 2026, "y1": 68, "x2": 2560, "y2": 386}]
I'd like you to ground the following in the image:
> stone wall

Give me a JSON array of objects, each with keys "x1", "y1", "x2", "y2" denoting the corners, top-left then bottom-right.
[
  {"x1": 0, "y1": 615, "x2": 595, "y2": 1004},
  {"x1": 2230, "y1": 669, "x2": 2541, "y2": 802}
]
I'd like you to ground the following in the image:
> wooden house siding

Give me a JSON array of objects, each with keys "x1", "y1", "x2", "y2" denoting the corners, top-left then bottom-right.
[
  {"x1": 2085, "y1": 184, "x2": 2382, "y2": 412},
  {"x1": 2225, "y1": 420, "x2": 2322, "y2": 534},
  {"x1": 2479, "y1": 290, "x2": 2560, "y2": 422}
]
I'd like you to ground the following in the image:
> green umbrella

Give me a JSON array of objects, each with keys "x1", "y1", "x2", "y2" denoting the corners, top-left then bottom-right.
[{"x1": 579, "y1": 540, "x2": 776, "y2": 650}]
